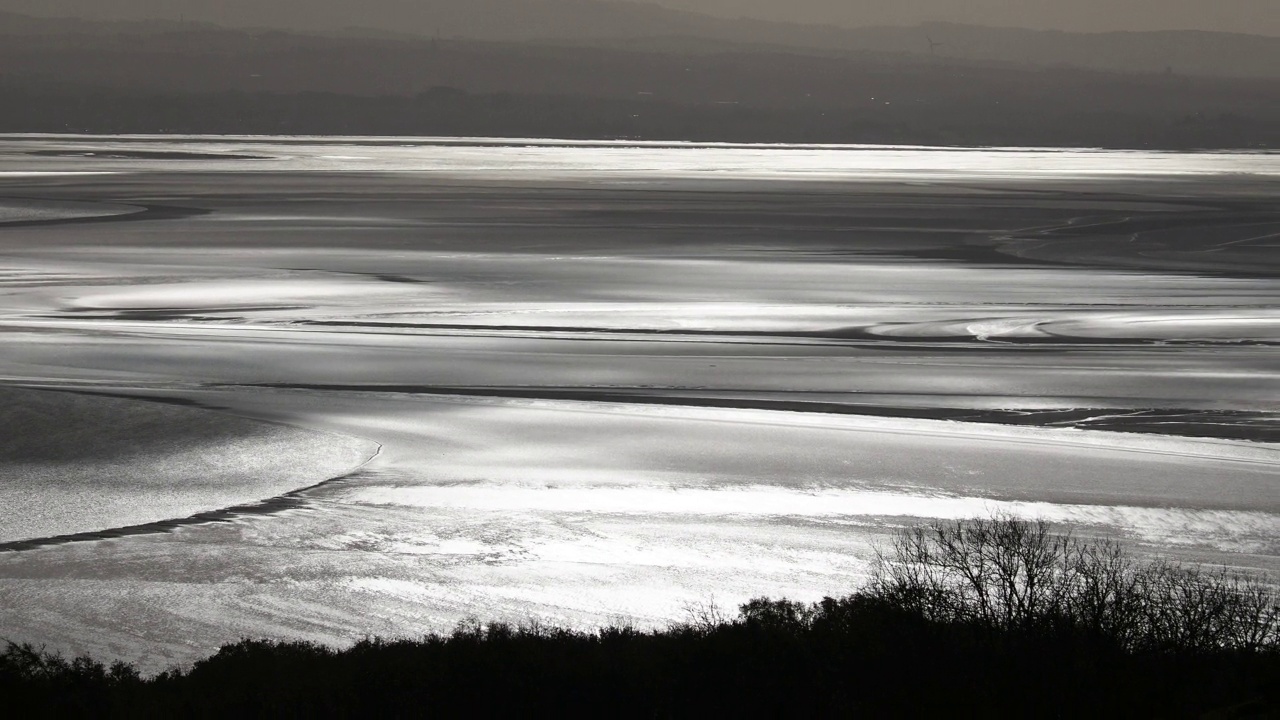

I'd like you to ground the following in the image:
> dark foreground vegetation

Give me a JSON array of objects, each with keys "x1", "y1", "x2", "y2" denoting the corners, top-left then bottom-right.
[{"x1": 5, "y1": 517, "x2": 1277, "y2": 718}]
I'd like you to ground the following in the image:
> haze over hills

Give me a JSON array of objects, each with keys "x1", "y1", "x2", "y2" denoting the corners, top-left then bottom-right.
[
  {"x1": 1, "y1": 1, "x2": 1278, "y2": 77},
  {"x1": 1, "y1": 11, "x2": 1277, "y2": 148},
  {"x1": 2, "y1": 0, "x2": 1276, "y2": 36},
  {"x1": 655, "y1": 0, "x2": 1279, "y2": 36}
]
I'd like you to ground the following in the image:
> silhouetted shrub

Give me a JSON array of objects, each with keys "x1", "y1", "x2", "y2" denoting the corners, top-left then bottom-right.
[
  {"x1": 869, "y1": 515, "x2": 1279, "y2": 653},
  {"x1": 4, "y1": 515, "x2": 1277, "y2": 717}
]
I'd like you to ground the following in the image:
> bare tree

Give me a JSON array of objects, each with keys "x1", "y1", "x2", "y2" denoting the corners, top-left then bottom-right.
[{"x1": 870, "y1": 514, "x2": 1279, "y2": 653}]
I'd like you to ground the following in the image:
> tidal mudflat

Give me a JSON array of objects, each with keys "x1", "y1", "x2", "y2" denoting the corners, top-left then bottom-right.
[{"x1": 0, "y1": 135, "x2": 1276, "y2": 670}]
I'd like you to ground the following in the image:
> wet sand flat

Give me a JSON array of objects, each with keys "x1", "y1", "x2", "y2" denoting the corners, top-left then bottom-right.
[
  {"x1": 0, "y1": 136, "x2": 1275, "y2": 671},
  {"x1": 0, "y1": 387, "x2": 379, "y2": 543}
]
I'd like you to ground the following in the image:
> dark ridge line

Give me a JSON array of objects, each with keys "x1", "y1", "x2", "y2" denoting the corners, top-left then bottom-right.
[
  {"x1": 0, "y1": 445, "x2": 382, "y2": 554},
  {"x1": 25, "y1": 150, "x2": 269, "y2": 161},
  {"x1": 0, "y1": 200, "x2": 211, "y2": 229},
  {"x1": 7, "y1": 138, "x2": 1155, "y2": 152},
  {"x1": 234, "y1": 383, "x2": 1279, "y2": 443},
  {"x1": 37, "y1": 387, "x2": 233, "y2": 412},
  {"x1": 898, "y1": 230, "x2": 1280, "y2": 281},
  {"x1": 822, "y1": 195, "x2": 1278, "y2": 278},
  {"x1": 989, "y1": 210, "x2": 1280, "y2": 280},
  {"x1": 290, "y1": 320, "x2": 1278, "y2": 348},
  {"x1": 371, "y1": 274, "x2": 430, "y2": 285},
  {"x1": 278, "y1": 267, "x2": 434, "y2": 285},
  {"x1": 19, "y1": 383, "x2": 307, "y2": 425},
  {"x1": 62, "y1": 305, "x2": 310, "y2": 321}
]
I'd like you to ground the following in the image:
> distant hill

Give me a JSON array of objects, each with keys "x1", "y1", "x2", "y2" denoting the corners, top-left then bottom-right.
[
  {"x1": 834, "y1": 22, "x2": 1280, "y2": 78},
  {"x1": 1, "y1": 13, "x2": 1277, "y2": 149},
  {"x1": 1, "y1": 1, "x2": 1279, "y2": 77}
]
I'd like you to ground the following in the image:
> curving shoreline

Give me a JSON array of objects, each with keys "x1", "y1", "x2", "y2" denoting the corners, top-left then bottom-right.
[
  {"x1": 0, "y1": 446, "x2": 381, "y2": 553},
  {"x1": 0, "y1": 386, "x2": 383, "y2": 546},
  {"x1": 231, "y1": 382, "x2": 1280, "y2": 443},
  {"x1": 0, "y1": 197, "x2": 209, "y2": 228}
]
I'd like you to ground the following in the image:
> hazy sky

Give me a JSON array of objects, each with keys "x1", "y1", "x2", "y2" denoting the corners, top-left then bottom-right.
[
  {"x1": 2, "y1": 0, "x2": 1276, "y2": 36},
  {"x1": 667, "y1": 0, "x2": 1277, "y2": 35}
]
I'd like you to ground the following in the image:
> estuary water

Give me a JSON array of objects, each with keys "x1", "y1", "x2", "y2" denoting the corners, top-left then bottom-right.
[{"x1": 0, "y1": 135, "x2": 1276, "y2": 670}]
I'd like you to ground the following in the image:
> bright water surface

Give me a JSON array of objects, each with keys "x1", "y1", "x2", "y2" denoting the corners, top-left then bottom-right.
[{"x1": 0, "y1": 136, "x2": 1276, "y2": 670}]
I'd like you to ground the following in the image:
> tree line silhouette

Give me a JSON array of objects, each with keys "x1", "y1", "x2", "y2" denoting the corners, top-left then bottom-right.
[{"x1": 4, "y1": 515, "x2": 1277, "y2": 717}]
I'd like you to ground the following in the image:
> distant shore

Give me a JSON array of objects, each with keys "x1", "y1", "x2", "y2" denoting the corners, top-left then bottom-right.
[{"x1": 4, "y1": 73, "x2": 1278, "y2": 151}]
